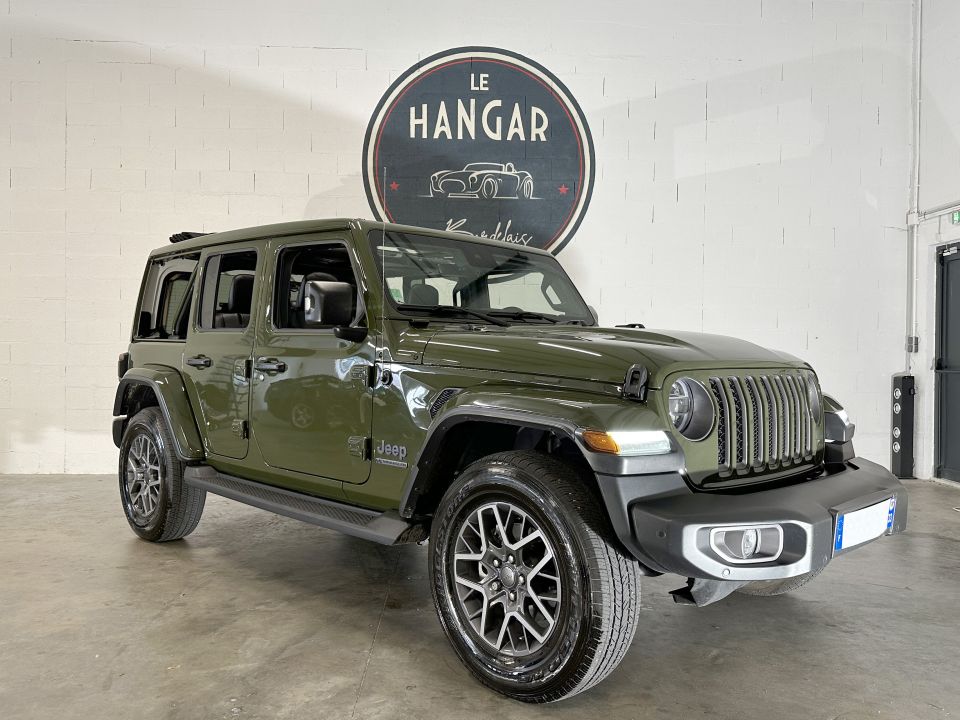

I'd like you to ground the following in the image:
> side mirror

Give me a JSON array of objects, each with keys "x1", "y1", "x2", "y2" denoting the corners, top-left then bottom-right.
[
  {"x1": 588, "y1": 305, "x2": 599, "y2": 325},
  {"x1": 304, "y1": 280, "x2": 355, "y2": 328}
]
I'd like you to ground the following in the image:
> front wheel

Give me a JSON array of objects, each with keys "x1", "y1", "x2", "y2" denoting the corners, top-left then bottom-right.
[{"x1": 429, "y1": 451, "x2": 641, "y2": 702}]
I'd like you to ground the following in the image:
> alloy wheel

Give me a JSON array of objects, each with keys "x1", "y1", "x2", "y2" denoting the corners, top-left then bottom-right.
[
  {"x1": 451, "y1": 500, "x2": 562, "y2": 658},
  {"x1": 125, "y1": 434, "x2": 162, "y2": 521}
]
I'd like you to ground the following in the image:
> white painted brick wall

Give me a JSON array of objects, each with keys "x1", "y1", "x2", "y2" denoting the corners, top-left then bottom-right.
[{"x1": 0, "y1": 0, "x2": 914, "y2": 473}]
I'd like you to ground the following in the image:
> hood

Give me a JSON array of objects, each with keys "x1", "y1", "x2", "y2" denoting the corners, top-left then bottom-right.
[{"x1": 418, "y1": 325, "x2": 806, "y2": 388}]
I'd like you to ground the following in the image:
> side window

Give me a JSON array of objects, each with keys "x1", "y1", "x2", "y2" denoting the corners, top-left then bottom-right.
[
  {"x1": 273, "y1": 243, "x2": 362, "y2": 329},
  {"x1": 134, "y1": 254, "x2": 199, "y2": 340},
  {"x1": 199, "y1": 250, "x2": 258, "y2": 330},
  {"x1": 159, "y1": 273, "x2": 191, "y2": 331}
]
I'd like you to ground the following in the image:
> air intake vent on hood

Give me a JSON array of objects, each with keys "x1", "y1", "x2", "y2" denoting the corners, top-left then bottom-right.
[{"x1": 429, "y1": 388, "x2": 462, "y2": 418}]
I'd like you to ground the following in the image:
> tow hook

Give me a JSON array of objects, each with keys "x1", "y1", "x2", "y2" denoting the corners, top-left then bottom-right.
[{"x1": 669, "y1": 577, "x2": 747, "y2": 606}]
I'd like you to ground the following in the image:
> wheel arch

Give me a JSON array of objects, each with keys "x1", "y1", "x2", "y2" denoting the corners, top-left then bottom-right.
[
  {"x1": 398, "y1": 406, "x2": 599, "y2": 520},
  {"x1": 113, "y1": 365, "x2": 205, "y2": 461}
]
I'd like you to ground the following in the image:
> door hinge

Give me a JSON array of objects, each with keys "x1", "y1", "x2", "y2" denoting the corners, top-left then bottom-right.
[
  {"x1": 348, "y1": 435, "x2": 370, "y2": 459},
  {"x1": 906, "y1": 336, "x2": 919, "y2": 353},
  {"x1": 348, "y1": 363, "x2": 378, "y2": 388},
  {"x1": 232, "y1": 419, "x2": 248, "y2": 439}
]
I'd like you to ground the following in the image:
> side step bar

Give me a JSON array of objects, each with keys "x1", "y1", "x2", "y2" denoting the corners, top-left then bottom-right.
[{"x1": 184, "y1": 466, "x2": 426, "y2": 545}]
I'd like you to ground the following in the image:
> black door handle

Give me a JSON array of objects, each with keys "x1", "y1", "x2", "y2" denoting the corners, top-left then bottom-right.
[
  {"x1": 254, "y1": 357, "x2": 287, "y2": 373},
  {"x1": 186, "y1": 355, "x2": 211, "y2": 368}
]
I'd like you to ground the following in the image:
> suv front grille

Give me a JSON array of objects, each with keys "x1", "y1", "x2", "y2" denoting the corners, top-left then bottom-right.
[{"x1": 708, "y1": 371, "x2": 818, "y2": 480}]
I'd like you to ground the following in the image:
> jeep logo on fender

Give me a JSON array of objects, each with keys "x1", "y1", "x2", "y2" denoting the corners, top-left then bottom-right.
[{"x1": 362, "y1": 46, "x2": 595, "y2": 254}]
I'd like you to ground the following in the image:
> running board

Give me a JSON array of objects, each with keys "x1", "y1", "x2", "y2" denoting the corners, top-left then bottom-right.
[{"x1": 184, "y1": 466, "x2": 426, "y2": 545}]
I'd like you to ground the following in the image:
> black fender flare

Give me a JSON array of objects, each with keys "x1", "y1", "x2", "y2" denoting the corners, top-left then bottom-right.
[
  {"x1": 113, "y1": 365, "x2": 205, "y2": 461},
  {"x1": 397, "y1": 405, "x2": 684, "y2": 519}
]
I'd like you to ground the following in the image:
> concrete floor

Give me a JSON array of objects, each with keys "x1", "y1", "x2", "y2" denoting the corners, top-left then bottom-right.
[{"x1": 0, "y1": 477, "x2": 957, "y2": 720}]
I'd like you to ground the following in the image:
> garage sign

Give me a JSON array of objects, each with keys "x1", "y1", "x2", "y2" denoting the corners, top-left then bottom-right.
[{"x1": 362, "y1": 46, "x2": 594, "y2": 254}]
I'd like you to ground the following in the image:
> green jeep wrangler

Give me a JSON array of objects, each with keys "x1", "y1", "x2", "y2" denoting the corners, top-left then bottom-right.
[{"x1": 113, "y1": 219, "x2": 907, "y2": 702}]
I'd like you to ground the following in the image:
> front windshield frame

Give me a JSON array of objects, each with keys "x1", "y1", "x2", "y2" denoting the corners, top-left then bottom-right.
[{"x1": 367, "y1": 230, "x2": 595, "y2": 326}]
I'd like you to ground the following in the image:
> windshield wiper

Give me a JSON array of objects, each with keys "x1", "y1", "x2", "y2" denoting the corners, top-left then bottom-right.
[
  {"x1": 396, "y1": 303, "x2": 509, "y2": 327},
  {"x1": 488, "y1": 309, "x2": 559, "y2": 324}
]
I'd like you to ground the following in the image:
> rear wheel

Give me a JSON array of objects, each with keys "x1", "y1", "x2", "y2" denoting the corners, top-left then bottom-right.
[
  {"x1": 736, "y1": 567, "x2": 824, "y2": 596},
  {"x1": 118, "y1": 407, "x2": 205, "y2": 542},
  {"x1": 429, "y1": 451, "x2": 641, "y2": 702}
]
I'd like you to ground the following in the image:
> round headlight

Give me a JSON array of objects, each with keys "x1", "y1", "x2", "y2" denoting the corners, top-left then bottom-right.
[
  {"x1": 669, "y1": 379, "x2": 694, "y2": 432},
  {"x1": 803, "y1": 370, "x2": 822, "y2": 421},
  {"x1": 668, "y1": 378, "x2": 714, "y2": 441}
]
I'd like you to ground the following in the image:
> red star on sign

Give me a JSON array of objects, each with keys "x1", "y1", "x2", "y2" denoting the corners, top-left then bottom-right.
[
  {"x1": 389, "y1": 181, "x2": 399, "y2": 191},
  {"x1": 558, "y1": 184, "x2": 569, "y2": 195}
]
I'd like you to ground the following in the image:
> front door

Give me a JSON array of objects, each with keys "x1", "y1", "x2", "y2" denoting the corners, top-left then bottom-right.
[
  {"x1": 937, "y1": 243, "x2": 960, "y2": 482},
  {"x1": 182, "y1": 246, "x2": 260, "y2": 460},
  {"x1": 250, "y1": 236, "x2": 374, "y2": 484}
]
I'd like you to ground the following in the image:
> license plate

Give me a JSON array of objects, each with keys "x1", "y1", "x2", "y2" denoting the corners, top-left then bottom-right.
[{"x1": 834, "y1": 497, "x2": 896, "y2": 552}]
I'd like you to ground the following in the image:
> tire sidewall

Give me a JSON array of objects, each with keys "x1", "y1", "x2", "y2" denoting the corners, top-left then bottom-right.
[
  {"x1": 118, "y1": 409, "x2": 174, "y2": 541},
  {"x1": 429, "y1": 459, "x2": 595, "y2": 698}
]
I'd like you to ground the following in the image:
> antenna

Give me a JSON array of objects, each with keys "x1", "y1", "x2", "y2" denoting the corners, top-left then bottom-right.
[{"x1": 379, "y1": 166, "x2": 388, "y2": 367}]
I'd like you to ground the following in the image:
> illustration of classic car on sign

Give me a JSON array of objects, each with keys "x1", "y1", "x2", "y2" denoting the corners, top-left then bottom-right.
[{"x1": 429, "y1": 162, "x2": 534, "y2": 199}]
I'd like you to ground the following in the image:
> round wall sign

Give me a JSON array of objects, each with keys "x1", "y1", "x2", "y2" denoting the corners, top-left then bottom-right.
[{"x1": 362, "y1": 47, "x2": 595, "y2": 254}]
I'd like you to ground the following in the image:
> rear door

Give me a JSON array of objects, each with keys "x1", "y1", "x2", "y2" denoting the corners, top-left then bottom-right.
[
  {"x1": 181, "y1": 245, "x2": 260, "y2": 460},
  {"x1": 249, "y1": 234, "x2": 375, "y2": 484}
]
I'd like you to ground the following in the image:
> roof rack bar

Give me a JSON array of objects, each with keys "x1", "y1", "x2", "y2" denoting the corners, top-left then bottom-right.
[{"x1": 169, "y1": 231, "x2": 211, "y2": 244}]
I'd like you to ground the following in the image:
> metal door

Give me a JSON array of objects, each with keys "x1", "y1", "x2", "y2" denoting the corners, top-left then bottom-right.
[
  {"x1": 936, "y1": 243, "x2": 960, "y2": 481},
  {"x1": 250, "y1": 235, "x2": 375, "y2": 484},
  {"x1": 181, "y1": 247, "x2": 260, "y2": 460}
]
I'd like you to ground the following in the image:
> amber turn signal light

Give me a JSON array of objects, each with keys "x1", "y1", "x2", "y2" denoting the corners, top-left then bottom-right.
[{"x1": 581, "y1": 430, "x2": 621, "y2": 454}]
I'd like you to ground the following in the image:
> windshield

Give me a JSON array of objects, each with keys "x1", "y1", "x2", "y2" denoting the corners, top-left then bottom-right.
[{"x1": 368, "y1": 231, "x2": 594, "y2": 325}]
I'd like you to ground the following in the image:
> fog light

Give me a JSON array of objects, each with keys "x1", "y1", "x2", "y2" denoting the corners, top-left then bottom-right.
[{"x1": 709, "y1": 525, "x2": 784, "y2": 564}]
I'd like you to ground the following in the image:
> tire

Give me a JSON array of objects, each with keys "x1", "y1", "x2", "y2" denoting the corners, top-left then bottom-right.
[
  {"x1": 429, "y1": 450, "x2": 642, "y2": 703},
  {"x1": 480, "y1": 177, "x2": 498, "y2": 199},
  {"x1": 736, "y1": 567, "x2": 824, "y2": 597},
  {"x1": 520, "y1": 177, "x2": 533, "y2": 199},
  {"x1": 118, "y1": 407, "x2": 206, "y2": 542}
]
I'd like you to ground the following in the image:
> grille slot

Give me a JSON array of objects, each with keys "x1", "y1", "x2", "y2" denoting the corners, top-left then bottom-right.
[
  {"x1": 727, "y1": 376, "x2": 748, "y2": 469},
  {"x1": 744, "y1": 376, "x2": 764, "y2": 468},
  {"x1": 708, "y1": 378, "x2": 729, "y2": 471},
  {"x1": 708, "y1": 371, "x2": 819, "y2": 482}
]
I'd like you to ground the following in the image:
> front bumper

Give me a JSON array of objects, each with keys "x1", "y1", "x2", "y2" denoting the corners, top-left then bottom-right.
[{"x1": 597, "y1": 457, "x2": 907, "y2": 582}]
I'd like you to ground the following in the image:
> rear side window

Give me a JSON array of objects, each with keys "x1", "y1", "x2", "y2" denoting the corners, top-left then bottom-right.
[
  {"x1": 159, "y1": 273, "x2": 192, "y2": 330},
  {"x1": 199, "y1": 250, "x2": 258, "y2": 330},
  {"x1": 134, "y1": 254, "x2": 199, "y2": 340}
]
